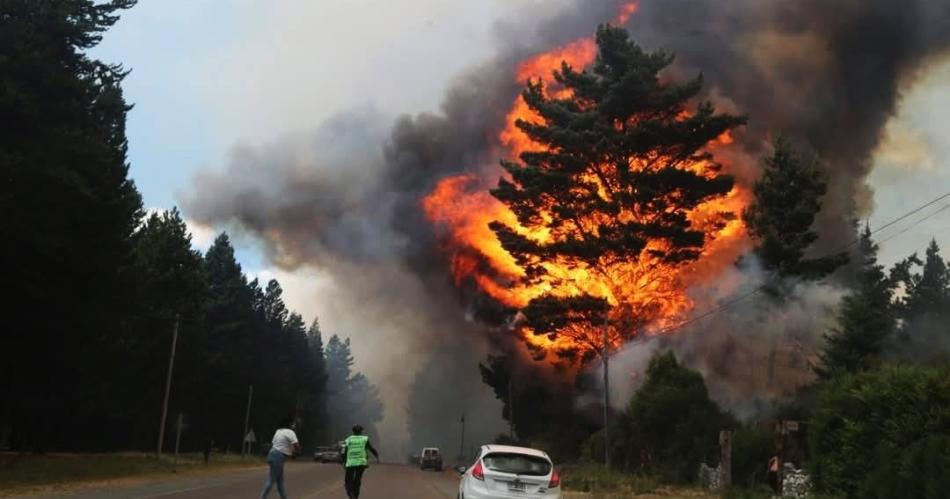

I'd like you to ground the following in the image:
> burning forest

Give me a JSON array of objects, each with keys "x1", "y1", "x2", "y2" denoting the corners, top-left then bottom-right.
[
  {"x1": 7, "y1": 0, "x2": 950, "y2": 495},
  {"x1": 180, "y1": 0, "x2": 950, "y2": 457}
]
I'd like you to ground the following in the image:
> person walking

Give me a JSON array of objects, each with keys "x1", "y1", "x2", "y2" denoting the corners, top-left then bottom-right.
[
  {"x1": 260, "y1": 416, "x2": 300, "y2": 499},
  {"x1": 342, "y1": 425, "x2": 379, "y2": 499}
]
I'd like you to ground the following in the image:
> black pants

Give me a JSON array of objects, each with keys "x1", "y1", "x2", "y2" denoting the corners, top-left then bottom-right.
[{"x1": 344, "y1": 465, "x2": 367, "y2": 498}]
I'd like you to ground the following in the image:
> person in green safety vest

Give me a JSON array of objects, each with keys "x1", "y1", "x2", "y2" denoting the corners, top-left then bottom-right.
[{"x1": 341, "y1": 424, "x2": 379, "y2": 499}]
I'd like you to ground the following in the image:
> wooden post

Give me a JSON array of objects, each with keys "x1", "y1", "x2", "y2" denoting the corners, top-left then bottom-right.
[{"x1": 719, "y1": 430, "x2": 732, "y2": 489}]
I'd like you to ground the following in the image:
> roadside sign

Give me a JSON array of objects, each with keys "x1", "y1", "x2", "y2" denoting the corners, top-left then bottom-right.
[{"x1": 244, "y1": 429, "x2": 256, "y2": 443}]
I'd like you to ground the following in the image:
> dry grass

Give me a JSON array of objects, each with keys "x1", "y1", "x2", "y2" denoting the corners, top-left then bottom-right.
[
  {"x1": 564, "y1": 487, "x2": 717, "y2": 499},
  {"x1": 0, "y1": 452, "x2": 258, "y2": 496},
  {"x1": 560, "y1": 464, "x2": 717, "y2": 499}
]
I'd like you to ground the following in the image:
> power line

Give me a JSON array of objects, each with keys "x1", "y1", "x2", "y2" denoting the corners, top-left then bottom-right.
[
  {"x1": 648, "y1": 189, "x2": 950, "y2": 337},
  {"x1": 876, "y1": 204, "x2": 950, "y2": 246},
  {"x1": 868, "y1": 191, "x2": 950, "y2": 238}
]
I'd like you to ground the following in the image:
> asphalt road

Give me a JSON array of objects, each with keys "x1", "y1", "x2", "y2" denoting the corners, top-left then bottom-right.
[{"x1": 18, "y1": 462, "x2": 459, "y2": 499}]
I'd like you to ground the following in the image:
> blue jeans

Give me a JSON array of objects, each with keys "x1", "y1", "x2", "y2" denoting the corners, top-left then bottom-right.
[{"x1": 261, "y1": 449, "x2": 289, "y2": 499}]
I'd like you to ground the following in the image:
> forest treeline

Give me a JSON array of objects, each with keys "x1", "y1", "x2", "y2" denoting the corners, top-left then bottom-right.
[{"x1": 0, "y1": 1, "x2": 382, "y2": 453}]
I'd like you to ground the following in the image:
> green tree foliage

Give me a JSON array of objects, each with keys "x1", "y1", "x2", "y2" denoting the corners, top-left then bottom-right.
[
  {"x1": 300, "y1": 320, "x2": 329, "y2": 445},
  {"x1": 489, "y1": 25, "x2": 745, "y2": 362},
  {"x1": 817, "y1": 226, "x2": 895, "y2": 378},
  {"x1": 743, "y1": 140, "x2": 847, "y2": 280},
  {"x1": 891, "y1": 239, "x2": 950, "y2": 354},
  {"x1": 325, "y1": 335, "x2": 384, "y2": 440},
  {"x1": 808, "y1": 363, "x2": 950, "y2": 498},
  {"x1": 478, "y1": 354, "x2": 592, "y2": 461},
  {"x1": 610, "y1": 352, "x2": 733, "y2": 482},
  {"x1": 199, "y1": 233, "x2": 257, "y2": 449},
  {"x1": 0, "y1": 0, "x2": 361, "y2": 453},
  {"x1": 863, "y1": 434, "x2": 950, "y2": 499},
  {"x1": 0, "y1": 0, "x2": 142, "y2": 450},
  {"x1": 729, "y1": 424, "x2": 774, "y2": 490},
  {"x1": 125, "y1": 209, "x2": 207, "y2": 449}
]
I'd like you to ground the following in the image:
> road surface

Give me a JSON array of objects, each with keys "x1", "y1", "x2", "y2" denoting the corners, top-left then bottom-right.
[{"x1": 15, "y1": 462, "x2": 459, "y2": 499}]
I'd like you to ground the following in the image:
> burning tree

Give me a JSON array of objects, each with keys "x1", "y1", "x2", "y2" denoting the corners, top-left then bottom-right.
[{"x1": 488, "y1": 26, "x2": 746, "y2": 363}]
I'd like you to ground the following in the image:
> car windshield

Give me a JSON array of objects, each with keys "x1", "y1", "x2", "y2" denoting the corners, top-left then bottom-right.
[
  {"x1": 482, "y1": 453, "x2": 551, "y2": 476},
  {"x1": 424, "y1": 449, "x2": 440, "y2": 457}
]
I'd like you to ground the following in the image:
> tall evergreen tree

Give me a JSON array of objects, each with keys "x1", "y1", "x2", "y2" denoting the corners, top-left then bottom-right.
[
  {"x1": 743, "y1": 140, "x2": 847, "y2": 281},
  {"x1": 324, "y1": 334, "x2": 384, "y2": 439},
  {"x1": 325, "y1": 335, "x2": 355, "y2": 390},
  {"x1": 300, "y1": 319, "x2": 329, "y2": 444},
  {"x1": 0, "y1": 0, "x2": 142, "y2": 450},
  {"x1": 125, "y1": 209, "x2": 208, "y2": 450},
  {"x1": 891, "y1": 239, "x2": 950, "y2": 354},
  {"x1": 489, "y1": 25, "x2": 745, "y2": 362},
  {"x1": 201, "y1": 233, "x2": 256, "y2": 450},
  {"x1": 817, "y1": 226, "x2": 894, "y2": 378}
]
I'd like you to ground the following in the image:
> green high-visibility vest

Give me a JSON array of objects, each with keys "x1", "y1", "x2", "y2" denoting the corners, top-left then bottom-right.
[{"x1": 345, "y1": 435, "x2": 369, "y2": 467}]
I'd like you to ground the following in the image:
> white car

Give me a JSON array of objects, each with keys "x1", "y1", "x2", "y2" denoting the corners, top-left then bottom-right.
[{"x1": 457, "y1": 445, "x2": 561, "y2": 499}]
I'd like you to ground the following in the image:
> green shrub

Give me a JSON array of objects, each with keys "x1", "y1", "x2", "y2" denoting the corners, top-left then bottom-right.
[
  {"x1": 560, "y1": 463, "x2": 659, "y2": 494},
  {"x1": 861, "y1": 433, "x2": 950, "y2": 498},
  {"x1": 719, "y1": 486, "x2": 773, "y2": 499},
  {"x1": 808, "y1": 363, "x2": 950, "y2": 498},
  {"x1": 610, "y1": 352, "x2": 734, "y2": 483},
  {"x1": 730, "y1": 424, "x2": 773, "y2": 489}
]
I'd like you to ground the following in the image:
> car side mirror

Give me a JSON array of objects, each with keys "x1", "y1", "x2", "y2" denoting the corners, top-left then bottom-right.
[{"x1": 455, "y1": 465, "x2": 467, "y2": 475}]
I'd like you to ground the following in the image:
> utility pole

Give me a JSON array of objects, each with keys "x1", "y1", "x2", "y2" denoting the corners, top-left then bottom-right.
[
  {"x1": 242, "y1": 385, "x2": 253, "y2": 457},
  {"x1": 602, "y1": 300, "x2": 611, "y2": 469},
  {"x1": 157, "y1": 315, "x2": 180, "y2": 458},
  {"x1": 459, "y1": 414, "x2": 466, "y2": 461}
]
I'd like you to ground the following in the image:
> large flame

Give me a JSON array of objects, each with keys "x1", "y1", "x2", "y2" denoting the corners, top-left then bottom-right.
[{"x1": 422, "y1": 2, "x2": 751, "y2": 358}]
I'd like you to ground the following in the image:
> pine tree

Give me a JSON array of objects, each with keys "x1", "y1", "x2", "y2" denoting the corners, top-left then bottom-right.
[
  {"x1": 891, "y1": 239, "x2": 950, "y2": 352},
  {"x1": 202, "y1": 233, "x2": 257, "y2": 449},
  {"x1": 262, "y1": 280, "x2": 290, "y2": 328},
  {"x1": 0, "y1": 0, "x2": 142, "y2": 449},
  {"x1": 743, "y1": 140, "x2": 848, "y2": 281},
  {"x1": 325, "y1": 335, "x2": 355, "y2": 389},
  {"x1": 301, "y1": 319, "x2": 329, "y2": 443},
  {"x1": 489, "y1": 25, "x2": 745, "y2": 362},
  {"x1": 323, "y1": 335, "x2": 384, "y2": 439},
  {"x1": 125, "y1": 208, "x2": 208, "y2": 449},
  {"x1": 347, "y1": 373, "x2": 384, "y2": 438},
  {"x1": 615, "y1": 352, "x2": 732, "y2": 480},
  {"x1": 817, "y1": 226, "x2": 894, "y2": 378}
]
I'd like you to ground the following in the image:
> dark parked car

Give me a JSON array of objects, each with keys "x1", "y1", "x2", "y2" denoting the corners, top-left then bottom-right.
[
  {"x1": 313, "y1": 443, "x2": 343, "y2": 463},
  {"x1": 420, "y1": 447, "x2": 443, "y2": 471}
]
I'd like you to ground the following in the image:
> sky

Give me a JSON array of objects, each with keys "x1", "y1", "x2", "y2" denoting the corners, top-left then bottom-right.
[
  {"x1": 93, "y1": 0, "x2": 563, "y2": 269},
  {"x1": 91, "y1": 0, "x2": 950, "y2": 407}
]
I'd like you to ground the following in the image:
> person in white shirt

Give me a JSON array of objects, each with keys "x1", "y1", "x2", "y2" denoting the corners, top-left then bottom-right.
[{"x1": 260, "y1": 416, "x2": 300, "y2": 499}]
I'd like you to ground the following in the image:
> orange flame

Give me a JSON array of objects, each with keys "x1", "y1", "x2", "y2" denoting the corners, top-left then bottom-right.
[{"x1": 422, "y1": 2, "x2": 749, "y2": 359}]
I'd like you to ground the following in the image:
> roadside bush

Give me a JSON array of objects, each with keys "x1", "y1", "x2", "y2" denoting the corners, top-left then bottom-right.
[
  {"x1": 861, "y1": 433, "x2": 950, "y2": 499},
  {"x1": 560, "y1": 463, "x2": 659, "y2": 494},
  {"x1": 611, "y1": 352, "x2": 734, "y2": 483},
  {"x1": 579, "y1": 429, "x2": 605, "y2": 464},
  {"x1": 730, "y1": 424, "x2": 773, "y2": 489},
  {"x1": 808, "y1": 363, "x2": 950, "y2": 498},
  {"x1": 719, "y1": 487, "x2": 773, "y2": 499}
]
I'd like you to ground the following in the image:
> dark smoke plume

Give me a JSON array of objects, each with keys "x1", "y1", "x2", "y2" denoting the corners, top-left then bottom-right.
[{"x1": 182, "y1": 0, "x2": 950, "y2": 439}]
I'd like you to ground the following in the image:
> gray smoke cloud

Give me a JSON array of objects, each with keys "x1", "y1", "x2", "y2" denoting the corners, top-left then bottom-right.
[
  {"x1": 601, "y1": 257, "x2": 845, "y2": 419},
  {"x1": 182, "y1": 0, "x2": 950, "y2": 441},
  {"x1": 629, "y1": 0, "x2": 950, "y2": 248}
]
